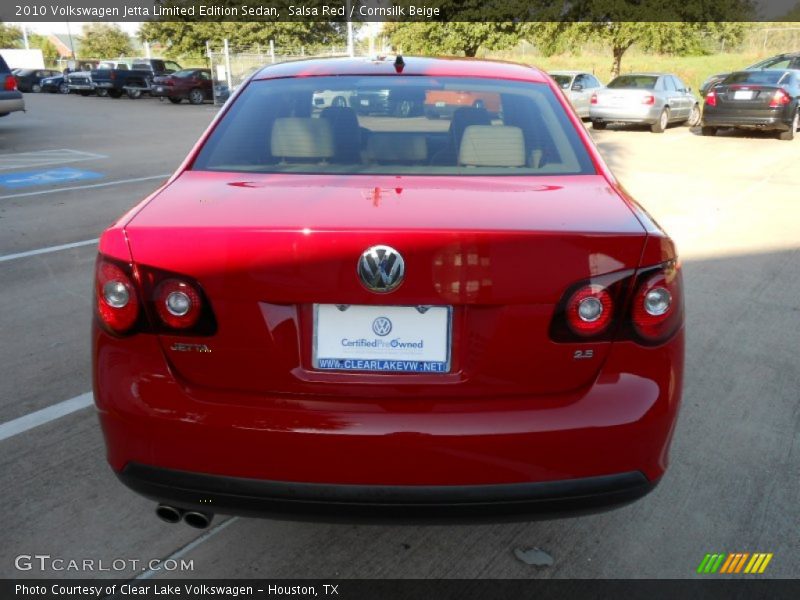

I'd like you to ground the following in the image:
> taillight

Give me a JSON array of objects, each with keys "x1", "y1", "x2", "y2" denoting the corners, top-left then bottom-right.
[
  {"x1": 705, "y1": 90, "x2": 717, "y2": 107},
  {"x1": 769, "y1": 89, "x2": 790, "y2": 108},
  {"x1": 590, "y1": 93, "x2": 598, "y2": 105},
  {"x1": 550, "y1": 261, "x2": 683, "y2": 345},
  {"x1": 631, "y1": 262, "x2": 683, "y2": 344},
  {"x1": 565, "y1": 284, "x2": 613, "y2": 336},
  {"x1": 642, "y1": 94, "x2": 655, "y2": 105},
  {"x1": 4, "y1": 75, "x2": 17, "y2": 91},
  {"x1": 154, "y1": 279, "x2": 202, "y2": 329},
  {"x1": 95, "y1": 256, "x2": 140, "y2": 335}
]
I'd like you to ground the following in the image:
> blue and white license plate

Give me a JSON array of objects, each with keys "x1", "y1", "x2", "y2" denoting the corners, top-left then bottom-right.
[{"x1": 313, "y1": 304, "x2": 451, "y2": 373}]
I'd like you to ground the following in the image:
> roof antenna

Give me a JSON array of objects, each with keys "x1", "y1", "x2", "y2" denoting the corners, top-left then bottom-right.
[{"x1": 394, "y1": 55, "x2": 405, "y2": 73}]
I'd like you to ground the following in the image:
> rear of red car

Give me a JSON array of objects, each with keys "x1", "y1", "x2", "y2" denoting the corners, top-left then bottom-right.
[{"x1": 92, "y1": 57, "x2": 684, "y2": 523}]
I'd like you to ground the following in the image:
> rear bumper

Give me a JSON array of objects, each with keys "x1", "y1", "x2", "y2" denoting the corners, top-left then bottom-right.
[
  {"x1": 590, "y1": 105, "x2": 661, "y2": 124},
  {"x1": 702, "y1": 112, "x2": 790, "y2": 130},
  {"x1": 119, "y1": 463, "x2": 656, "y2": 521},
  {"x1": 0, "y1": 91, "x2": 25, "y2": 114}
]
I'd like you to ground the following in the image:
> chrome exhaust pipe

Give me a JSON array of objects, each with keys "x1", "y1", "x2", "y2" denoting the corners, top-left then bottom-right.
[
  {"x1": 183, "y1": 510, "x2": 213, "y2": 529},
  {"x1": 155, "y1": 504, "x2": 184, "y2": 524}
]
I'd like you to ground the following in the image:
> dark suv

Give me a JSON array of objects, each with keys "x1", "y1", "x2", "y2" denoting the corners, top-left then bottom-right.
[
  {"x1": 700, "y1": 52, "x2": 800, "y2": 96},
  {"x1": 0, "y1": 54, "x2": 25, "y2": 117}
]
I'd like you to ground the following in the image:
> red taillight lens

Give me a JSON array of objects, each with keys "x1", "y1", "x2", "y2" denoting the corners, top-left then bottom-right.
[
  {"x1": 769, "y1": 89, "x2": 790, "y2": 108},
  {"x1": 565, "y1": 284, "x2": 613, "y2": 336},
  {"x1": 154, "y1": 279, "x2": 202, "y2": 329},
  {"x1": 4, "y1": 75, "x2": 17, "y2": 91},
  {"x1": 631, "y1": 262, "x2": 683, "y2": 343},
  {"x1": 95, "y1": 256, "x2": 139, "y2": 334},
  {"x1": 642, "y1": 94, "x2": 655, "y2": 105},
  {"x1": 590, "y1": 93, "x2": 598, "y2": 105},
  {"x1": 705, "y1": 90, "x2": 717, "y2": 107}
]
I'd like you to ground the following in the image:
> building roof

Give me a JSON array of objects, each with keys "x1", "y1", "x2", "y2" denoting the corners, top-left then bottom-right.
[{"x1": 253, "y1": 56, "x2": 548, "y2": 83}]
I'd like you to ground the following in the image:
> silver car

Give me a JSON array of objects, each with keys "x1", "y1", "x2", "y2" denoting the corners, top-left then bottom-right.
[
  {"x1": 549, "y1": 70, "x2": 603, "y2": 118},
  {"x1": 590, "y1": 73, "x2": 701, "y2": 133}
]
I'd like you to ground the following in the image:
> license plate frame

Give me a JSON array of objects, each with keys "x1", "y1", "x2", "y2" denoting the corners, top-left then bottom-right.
[{"x1": 312, "y1": 304, "x2": 452, "y2": 373}]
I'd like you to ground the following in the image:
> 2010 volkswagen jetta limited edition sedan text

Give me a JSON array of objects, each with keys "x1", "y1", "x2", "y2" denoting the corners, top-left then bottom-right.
[{"x1": 92, "y1": 57, "x2": 684, "y2": 526}]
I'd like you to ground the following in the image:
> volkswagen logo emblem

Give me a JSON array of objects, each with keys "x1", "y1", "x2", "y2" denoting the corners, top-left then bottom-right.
[
  {"x1": 358, "y1": 245, "x2": 405, "y2": 293},
  {"x1": 372, "y1": 317, "x2": 392, "y2": 336}
]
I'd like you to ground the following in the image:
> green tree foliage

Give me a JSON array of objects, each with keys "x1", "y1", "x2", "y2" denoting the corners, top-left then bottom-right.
[
  {"x1": 139, "y1": 22, "x2": 344, "y2": 57},
  {"x1": 384, "y1": 22, "x2": 522, "y2": 57},
  {"x1": 78, "y1": 24, "x2": 133, "y2": 59},
  {"x1": 0, "y1": 23, "x2": 23, "y2": 48},
  {"x1": 28, "y1": 34, "x2": 61, "y2": 62}
]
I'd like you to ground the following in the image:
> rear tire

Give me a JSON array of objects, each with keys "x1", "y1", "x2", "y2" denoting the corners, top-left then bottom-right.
[
  {"x1": 591, "y1": 120, "x2": 607, "y2": 130},
  {"x1": 686, "y1": 104, "x2": 701, "y2": 127},
  {"x1": 651, "y1": 108, "x2": 669, "y2": 133},
  {"x1": 188, "y1": 88, "x2": 204, "y2": 105},
  {"x1": 701, "y1": 126, "x2": 717, "y2": 137},
  {"x1": 32, "y1": 84, "x2": 41, "y2": 93},
  {"x1": 126, "y1": 88, "x2": 142, "y2": 99},
  {"x1": 778, "y1": 111, "x2": 798, "y2": 141},
  {"x1": 168, "y1": 97, "x2": 182, "y2": 104},
  {"x1": 96, "y1": 88, "x2": 108, "y2": 97},
  {"x1": 58, "y1": 82, "x2": 70, "y2": 94}
]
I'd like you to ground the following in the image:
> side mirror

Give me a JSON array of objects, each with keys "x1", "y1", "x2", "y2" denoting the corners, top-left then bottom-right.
[{"x1": 572, "y1": 83, "x2": 584, "y2": 91}]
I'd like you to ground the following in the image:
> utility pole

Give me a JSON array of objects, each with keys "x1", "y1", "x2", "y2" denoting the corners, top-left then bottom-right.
[{"x1": 346, "y1": 0, "x2": 355, "y2": 57}]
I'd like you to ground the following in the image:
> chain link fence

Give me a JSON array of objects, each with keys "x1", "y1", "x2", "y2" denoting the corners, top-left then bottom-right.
[{"x1": 206, "y1": 42, "x2": 352, "y2": 105}]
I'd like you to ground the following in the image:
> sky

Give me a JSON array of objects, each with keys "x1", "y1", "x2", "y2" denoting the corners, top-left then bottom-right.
[{"x1": 9, "y1": 22, "x2": 142, "y2": 37}]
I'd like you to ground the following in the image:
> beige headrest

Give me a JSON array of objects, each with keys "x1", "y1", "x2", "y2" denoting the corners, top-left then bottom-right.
[
  {"x1": 271, "y1": 117, "x2": 334, "y2": 159},
  {"x1": 458, "y1": 125, "x2": 525, "y2": 167},
  {"x1": 365, "y1": 134, "x2": 427, "y2": 162}
]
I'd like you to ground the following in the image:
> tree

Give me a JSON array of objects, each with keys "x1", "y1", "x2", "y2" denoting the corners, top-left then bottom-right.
[
  {"x1": 384, "y1": 22, "x2": 521, "y2": 57},
  {"x1": 78, "y1": 24, "x2": 132, "y2": 59},
  {"x1": 28, "y1": 34, "x2": 61, "y2": 62},
  {"x1": 0, "y1": 23, "x2": 22, "y2": 48}
]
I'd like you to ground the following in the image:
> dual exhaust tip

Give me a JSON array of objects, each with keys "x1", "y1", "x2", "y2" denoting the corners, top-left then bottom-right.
[{"x1": 156, "y1": 504, "x2": 213, "y2": 529}]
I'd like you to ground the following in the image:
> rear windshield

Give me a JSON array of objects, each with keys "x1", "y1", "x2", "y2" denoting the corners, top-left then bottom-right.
[
  {"x1": 192, "y1": 76, "x2": 595, "y2": 176},
  {"x1": 607, "y1": 75, "x2": 658, "y2": 90},
  {"x1": 550, "y1": 74, "x2": 572, "y2": 88},
  {"x1": 724, "y1": 71, "x2": 786, "y2": 85}
]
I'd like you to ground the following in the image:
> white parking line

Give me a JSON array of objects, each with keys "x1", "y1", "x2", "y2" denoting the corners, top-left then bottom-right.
[
  {"x1": 0, "y1": 238, "x2": 99, "y2": 263},
  {"x1": 0, "y1": 173, "x2": 171, "y2": 201},
  {"x1": 135, "y1": 518, "x2": 240, "y2": 581},
  {"x1": 0, "y1": 392, "x2": 94, "y2": 443},
  {"x1": 0, "y1": 149, "x2": 107, "y2": 171}
]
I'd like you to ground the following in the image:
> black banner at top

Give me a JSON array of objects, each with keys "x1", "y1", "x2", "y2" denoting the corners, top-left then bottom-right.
[{"x1": 4, "y1": 0, "x2": 800, "y2": 22}]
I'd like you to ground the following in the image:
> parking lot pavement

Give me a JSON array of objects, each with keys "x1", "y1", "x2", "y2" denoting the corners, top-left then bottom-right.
[{"x1": 1, "y1": 97, "x2": 798, "y2": 579}]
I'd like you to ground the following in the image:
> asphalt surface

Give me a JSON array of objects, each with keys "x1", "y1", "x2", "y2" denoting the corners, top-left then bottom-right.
[{"x1": 1, "y1": 93, "x2": 798, "y2": 580}]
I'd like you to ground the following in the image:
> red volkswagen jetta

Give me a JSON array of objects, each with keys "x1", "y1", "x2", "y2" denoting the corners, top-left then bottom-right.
[{"x1": 93, "y1": 57, "x2": 684, "y2": 526}]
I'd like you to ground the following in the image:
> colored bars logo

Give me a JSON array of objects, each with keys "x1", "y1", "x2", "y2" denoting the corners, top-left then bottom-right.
[{"x1": 697, "y1": 553, "x2": 773, "y2": 574}]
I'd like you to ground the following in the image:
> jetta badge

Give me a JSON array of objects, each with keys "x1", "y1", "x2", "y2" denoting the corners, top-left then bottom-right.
[{"x1": 358, "y1": 245, "x2": 405, "y2": 293}]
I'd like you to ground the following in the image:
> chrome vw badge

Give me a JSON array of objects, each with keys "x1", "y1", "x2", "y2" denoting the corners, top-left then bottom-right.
[{"x1": 358, "y1": 245, "x2": 405, "y2": 293}]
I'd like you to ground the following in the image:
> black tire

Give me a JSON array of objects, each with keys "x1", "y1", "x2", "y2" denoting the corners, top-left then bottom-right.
[
  {"x1": 79, "y1": 90, "x2": 91, "y2": 97},
  {"x1": 58, "y1": 82, "x2": 70, "y2": 94},
  {"x1": 188, "y1": 88, "x2": 204, "y2": 105},
  {"x1": 685, "y1": 104, "x2": 701, "y2": 127},
  {"x1": 701, "y1": 126, "x2": 717, "y2": 137},
  {"x1": 32, "y1": 83, "x2": 41, "y2": 93},
  {"x1": 126, "y1": 88, "x2": 142, "y2": 99},
  {"x1": 591, "y1": 120, "x2": 606, "y2": 130},
  {"x1": 107, "y1": 90, "x2": 123, "y2": 99},
  {"x1": 96, "y1": 88, "x2": 108, "y2": 97},
  {"x1": 651, "y1": 108, "x2": 669, "y2": 133},
  {"x1": 331, "y1": 95, "x2": 347, "y2": 108},
  {"x1": 778, "y1": 111, "x2": 798, "y2": 141},
  {"x1": 168, "y1": 97, "x2": 182, "y2": 104}
]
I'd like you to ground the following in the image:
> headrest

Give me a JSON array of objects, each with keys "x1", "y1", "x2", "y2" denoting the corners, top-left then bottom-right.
[
  {"x1": 270, "y1": 117, "x2": 334, "y2": 159},
  {"x1": 458, "y1": 126, "x2": 525, "y2": 167}
]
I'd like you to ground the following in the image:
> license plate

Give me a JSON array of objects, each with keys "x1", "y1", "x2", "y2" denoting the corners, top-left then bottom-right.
[
  {"x1": 313, "y1": 304, "x2": 451, "y2": 373},
  {"x1": 360, "y1": 99, "x2": 369, "y2": 106},
  {"x1": 155, "y1": 86, "x2": 163, "y2": 93},
  {"x1": 734, "y1": 90, "x2": 754, "y2": 100}
]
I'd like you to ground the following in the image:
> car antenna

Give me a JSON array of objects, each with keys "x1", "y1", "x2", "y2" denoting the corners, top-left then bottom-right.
[{"x1": 394, "y1": 55, "x2": 405, "y2": 73}]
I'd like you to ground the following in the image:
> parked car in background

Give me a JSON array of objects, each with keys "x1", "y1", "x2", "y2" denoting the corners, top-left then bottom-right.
[
  {"x1": 699, "y1": 51, "x2": 800, "y2": 96},
  {"x1": 40, "y1": 74, "x2": 68, "y2": 94},
  {"x1": 0, "y1": 54, "x2": 25, "y2": 117},
  {"x1": 151, "y1": 68, "x2": 214, "y2": 104},
  {"x1": 590, "y1": 73, "x2": 700, "y2": 133},
  {"x1": 701, "y1": 69, "x2": 800, "y2": 141},
  {"x1": 93, "y1": 56, "x2": 685, "y2": 524},
  {"x1": 92, "y1": 58, "x2": 182, "y2": 99},
  {"x1": 14, "y1": 68, "x2": 61, "y2": 93},
  {"x1": 424, "y1": 90, "x2": 502, "y2": 118},
  {"x1": 549, "y1": 70, "x2": 604, "y2": 118},
  {"x1": 353, "y1": 87, "x2": 426, "y2": 117},
  {"x1": 312, "y1": 89, "x2": 356, "y2": 109}
]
